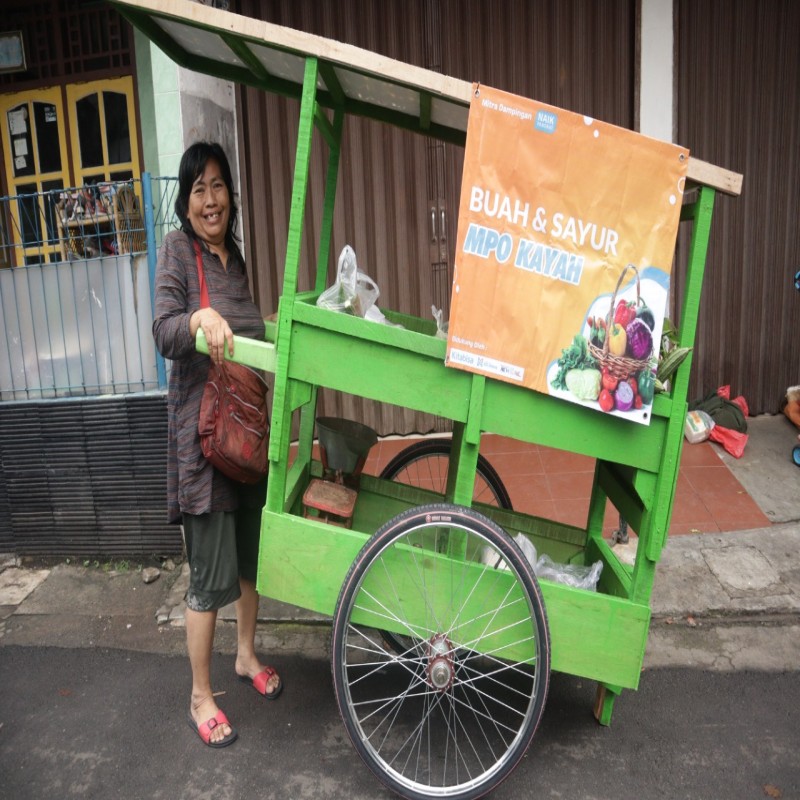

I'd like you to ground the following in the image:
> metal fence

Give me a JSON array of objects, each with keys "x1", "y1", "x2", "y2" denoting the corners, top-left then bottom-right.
[{"x1": 0, "y1": 174, "x2": 178, "y2": 401}]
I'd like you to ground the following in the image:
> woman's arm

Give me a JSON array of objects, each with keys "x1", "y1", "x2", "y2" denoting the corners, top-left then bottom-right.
[{"x1": 152, "y1": 233, "x2": 235, "y2": 364}]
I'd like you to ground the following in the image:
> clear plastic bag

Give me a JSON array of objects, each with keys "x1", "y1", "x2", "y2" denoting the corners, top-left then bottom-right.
[
  {"x1": 316, "y1": 245, "x2": 379, "y2": 317},
  {"x1": 432, "y1": 305, "x2": 449, "y2": 339},
  {"x1": 481, "y1": 535, "x2": 601, "y2": 591},
  {"x1": 481, "y1": 533, "x2": 537, "y2": 570},
  {"x1": 534, "y1": 554, "x2": 603, "y2": 591}
]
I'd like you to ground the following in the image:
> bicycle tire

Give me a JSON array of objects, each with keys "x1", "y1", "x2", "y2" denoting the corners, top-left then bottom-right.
[
  {"x1": 379, "y1": 439, "x2": 513, "y2": 510},
  {"x1": 331, "y1": 503, "x2": 550, "y2": 800}
]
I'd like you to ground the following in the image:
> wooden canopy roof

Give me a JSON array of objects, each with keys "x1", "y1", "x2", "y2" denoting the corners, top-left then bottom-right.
[{"x1": 112, "y1": 0, "x2": 741, "y2": 195}]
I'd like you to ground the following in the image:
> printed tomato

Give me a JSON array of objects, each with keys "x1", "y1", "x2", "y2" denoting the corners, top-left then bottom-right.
[
  {"x1": 602, "y1": 370, "x2": 619, "y2": 392},
  {"x1": 598, "y1": 388, "x2": 614, "y2": 412}
]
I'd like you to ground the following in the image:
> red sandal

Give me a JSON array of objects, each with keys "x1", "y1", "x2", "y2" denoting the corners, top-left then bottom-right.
[
  {"x1": 238, "y1": 665, "x2": 283, "y2": 700},
  {"x1": 186, "y1": 709, "x2": 238, "y2": 748}
]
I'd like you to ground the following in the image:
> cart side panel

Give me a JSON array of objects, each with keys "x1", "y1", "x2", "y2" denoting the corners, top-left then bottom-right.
[
  {"x1": 258, "y1": 509, "x2": 649, "y2": 689},
  {"x1": 288, "y1": 318, "x2": 473, "y2": 422}
]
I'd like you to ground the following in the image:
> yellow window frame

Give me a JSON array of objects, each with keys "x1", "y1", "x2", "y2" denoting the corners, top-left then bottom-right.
[
  {"x1": 66, "y1": 76, "x2": 141, "y2": 186},
  {"x1": 0, "y1": 87, "x2": 72, "y2": 266}
]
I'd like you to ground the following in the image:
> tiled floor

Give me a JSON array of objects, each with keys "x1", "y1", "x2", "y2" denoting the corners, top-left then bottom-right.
[{"x1": 360, "y1": 433, "x2": 771, "y2": 538}]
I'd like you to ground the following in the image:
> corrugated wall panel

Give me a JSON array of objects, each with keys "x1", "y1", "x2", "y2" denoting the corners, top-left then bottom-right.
[
  {"x1": 235, "y1": 0, "x2": 635, "y2": 435},
  {"x1": 676, "y1": 0, "x2": 800, "y2": 414},
  {"x1": 0, "y1": 396, "x2": 182, "y2": 558}
]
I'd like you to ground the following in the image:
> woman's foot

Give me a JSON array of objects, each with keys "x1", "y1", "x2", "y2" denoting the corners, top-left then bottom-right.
[
  {"x1": 190, "y1": 694, "x2": 234, "y2": 745},
  {"x1": 235, "y1": 658, "x2": 282, "y2": 699}
]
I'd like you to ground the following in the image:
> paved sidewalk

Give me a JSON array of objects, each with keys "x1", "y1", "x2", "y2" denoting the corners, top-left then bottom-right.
[{"x1": 1, "y1": 520, "x2": 798, "y2": 671}]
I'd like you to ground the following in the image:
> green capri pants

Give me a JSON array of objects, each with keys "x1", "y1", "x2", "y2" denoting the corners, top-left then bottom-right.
[{"x1": 182, "y1": 482, "x2": 266, "y2": 612}]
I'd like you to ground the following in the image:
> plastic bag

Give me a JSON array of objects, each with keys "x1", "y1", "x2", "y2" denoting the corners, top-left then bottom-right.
[
  {"x1": 684, "y1": 409, "x2": 715, "y2": 444},
  {"x1": 364, "y1": 304, "x2": 405, "y2": 328},
  {"x1": 432, "y1": 305, "x2": 449, "y2": 340},
  {"x1": 709, "y1": 425, "x2": 748, "y2": 458},
  {"x1": 481, "y1": 535, "x2": 602, "y2": 592},
  {"x1": 534, "y1": 554, "x2": 603, "y2": 591},
  {"x1": 717, "y1": 384, "x2": 750, "y2": 417},
  {"x1": 481, "y1": 533, "x2": 537, "y2": 570},
  {"x1": 316, "y1": 245, "x2": 379, "y2": 317}
]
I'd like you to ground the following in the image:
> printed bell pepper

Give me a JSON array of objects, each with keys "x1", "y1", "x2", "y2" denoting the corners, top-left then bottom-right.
[{"x1": 638, "y1": 369, "x2": 656, "y2": 405}]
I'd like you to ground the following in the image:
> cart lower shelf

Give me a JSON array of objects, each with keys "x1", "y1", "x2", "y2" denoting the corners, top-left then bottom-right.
[{"x1": 256, "y1": 470, "x2": 651, "y2": 693}]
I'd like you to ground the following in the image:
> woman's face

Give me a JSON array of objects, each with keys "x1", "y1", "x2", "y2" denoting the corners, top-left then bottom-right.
[{"x1": 187, "y1": 158, "x2": 230, "y2": 247}]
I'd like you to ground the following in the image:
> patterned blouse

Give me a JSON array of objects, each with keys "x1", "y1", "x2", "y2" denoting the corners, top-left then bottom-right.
[{"x1": 152, "y1": 230, "x2": 265, "y2": 522}]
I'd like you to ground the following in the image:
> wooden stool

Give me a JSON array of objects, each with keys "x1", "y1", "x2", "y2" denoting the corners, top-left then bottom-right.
[{"x1": 302, "y1": 478, "x2": 358, "y2": 528}]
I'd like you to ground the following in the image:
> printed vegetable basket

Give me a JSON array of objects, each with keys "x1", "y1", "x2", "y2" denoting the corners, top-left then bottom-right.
[{"x1": 589, "y1": 263, "x2": 652, "y2": 381}]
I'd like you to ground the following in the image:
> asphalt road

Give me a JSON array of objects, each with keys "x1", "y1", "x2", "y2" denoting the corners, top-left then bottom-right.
[{"x1": 0, "y1": 645, "x2": 796, "y2": 800}]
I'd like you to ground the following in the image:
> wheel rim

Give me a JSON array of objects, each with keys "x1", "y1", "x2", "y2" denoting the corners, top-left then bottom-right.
[{"x1": 333, "y1": 508, "x2": 548, "y2": 799}]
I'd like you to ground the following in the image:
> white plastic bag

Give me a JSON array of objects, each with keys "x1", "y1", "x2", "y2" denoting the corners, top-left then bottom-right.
[
  {"x1": 481, "y1": 533, "x2": 537, "y2": 571},
  {"x1": 316, "y1": 245, "x2": 379, "y2": 317},
  {"x1": 432, "y1": 305, "x2": 449, "y2": 339},
  {"x1": 481, "y1": 535, "x2": 602, "y2": 591},
  {"x1": 534, "y1": 554, "x2": 603, "y2": 591},
  {"x1": 684, "y1": 409, "x2": 715, "y2": 444}
]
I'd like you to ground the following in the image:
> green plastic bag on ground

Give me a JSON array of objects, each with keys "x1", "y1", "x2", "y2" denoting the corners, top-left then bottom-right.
[{"x1": 689, "y1": 391, "x2": 748, "y2": 433}]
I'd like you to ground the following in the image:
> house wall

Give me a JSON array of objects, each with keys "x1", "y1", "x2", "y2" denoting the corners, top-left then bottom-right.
[{"x1": 639, "y1": 0, "x2": 675, "y2": 142}]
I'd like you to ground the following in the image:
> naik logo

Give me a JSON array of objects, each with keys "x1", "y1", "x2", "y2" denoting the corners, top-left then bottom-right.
[{"x1": 534, "y1": 110, "x2": 557, "y2": 134}]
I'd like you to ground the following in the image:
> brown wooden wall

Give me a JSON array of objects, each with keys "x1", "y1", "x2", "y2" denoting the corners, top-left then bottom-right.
[
  {"x1": 234, "y1": 0, "x2": 636, "y2": 435},
  {"x1": 675, "y1": 0, "x2": 800, "y2": 414}
]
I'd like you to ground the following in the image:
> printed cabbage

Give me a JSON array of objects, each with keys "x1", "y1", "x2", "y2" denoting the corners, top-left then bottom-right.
[
  {"x1": 565, "y1": 368, "x2": 602, "y2": 401},
  {"x1": 625, "y1": 318, "x2": 653, "y2": 360}
]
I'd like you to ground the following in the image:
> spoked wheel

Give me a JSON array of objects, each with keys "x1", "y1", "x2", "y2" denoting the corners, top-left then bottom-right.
[
  {"x1": 379, "y1": 440, "x2": 512, "y2": 656},
  {"x1": 380, "y1": 439, "x2": 513, "y2": 510},
  {"x1": 331, "y1": 503, "x2": 550, "y2": 800}
]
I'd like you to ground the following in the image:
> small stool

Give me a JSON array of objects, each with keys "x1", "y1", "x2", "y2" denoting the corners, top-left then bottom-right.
[{"x1": 302, "y1": 478, "x2": 358, "y2": 528}]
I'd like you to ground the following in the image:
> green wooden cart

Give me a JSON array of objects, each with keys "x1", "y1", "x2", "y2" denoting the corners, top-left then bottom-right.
[{"x1": 117, "y1": 3, "x2": 743, "y2": 798}]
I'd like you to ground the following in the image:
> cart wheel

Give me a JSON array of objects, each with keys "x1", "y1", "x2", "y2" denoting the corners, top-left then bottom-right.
[
  {"x1": 379, "y1": 440, "x2": 513, "y2": 657},
  {"x1": 380, "y1": 439, "x2": 513, "y2": 510},
  {"x1": 331, "y1": 503, "x2": 550, "y2": 800}
]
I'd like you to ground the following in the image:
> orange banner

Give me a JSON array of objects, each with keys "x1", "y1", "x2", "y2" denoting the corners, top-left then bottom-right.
[{"x1": 446, "y1": 84, "x2": 689, "y2": 424}]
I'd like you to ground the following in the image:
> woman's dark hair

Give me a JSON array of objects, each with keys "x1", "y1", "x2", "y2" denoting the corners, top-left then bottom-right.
[{"x1": 175, "y1": 141, "x2": 242, "y2": 261}]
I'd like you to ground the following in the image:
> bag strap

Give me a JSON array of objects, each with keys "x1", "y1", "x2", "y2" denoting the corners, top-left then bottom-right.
[
  {"x1": 193, "y1": 238, "x2": 270, "y2": 396},
  {"x1": 193, "y1": 239, "x2": 210, "y2": 309}
]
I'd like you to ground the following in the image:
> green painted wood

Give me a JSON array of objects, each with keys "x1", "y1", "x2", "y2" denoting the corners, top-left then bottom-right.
[
  {"x1": 258, "y1": 509, "x2": 649, "y2": 688},
  {"x1": 313, "y1": 105, "x2": 337, "y2": 150},
  {"x1": 483, "y1": 379, "x2": 668, "y2": 473},
  {"x1": 642, "y1": 187, "x2": 716, "y2": 565},
  {"x1": 268, "y1": 57, "x2": 319, "y2": 475},
  {"x1": 594, "y1": 683, "x2": 621, "y2": 727},
  {"x1": 288, "y1": 321, "x2": 474, "y2": 421},
  {"x1": 221, "y1": 32, "x2": 272, "y2": 84},
  {"x1": 585, "y1": 535, "x2": 632, "y2": 599},
  {"x1": 294, "y1": 298, "x2": 446, "y2": 358},
  {"x1": 465, "y1": 375, "x2": 485, "y2": 446},
  {"x1": 195, "y1": 331, "x2": 276, "y2": 374},
  {"x1": 317, "y1": 62, "x2": 345, "y2": 107},
  {"x1": 597, "y1": 461, "x2": 647, "y2": 534},
  {"x1": 314, "y1": 109, "x2": 344, "y2": 294}
]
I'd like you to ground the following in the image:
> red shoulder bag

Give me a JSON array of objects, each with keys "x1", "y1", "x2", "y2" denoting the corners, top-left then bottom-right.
[{"x1": 194, "y1": 241, "x2": 268, "y2": 484}]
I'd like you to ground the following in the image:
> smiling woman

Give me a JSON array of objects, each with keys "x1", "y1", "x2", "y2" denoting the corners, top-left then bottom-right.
[
  {"x1": 187, "y1": 158, "x2": 231, "y2": 259},
  {"x1": 151, "y1": 141, "x2": 282, "y2": 748}
]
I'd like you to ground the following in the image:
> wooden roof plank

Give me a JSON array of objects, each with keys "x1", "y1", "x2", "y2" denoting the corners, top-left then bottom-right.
[{"x1": 111, "y1": 0, "x2": 742, "y2": 195}]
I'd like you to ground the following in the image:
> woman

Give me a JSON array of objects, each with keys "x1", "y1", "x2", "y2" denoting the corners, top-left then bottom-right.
[{"x1": 153, "y1": 142, "x2": 282, "y2": 749}]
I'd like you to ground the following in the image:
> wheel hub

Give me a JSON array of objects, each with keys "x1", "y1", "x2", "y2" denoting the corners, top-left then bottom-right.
[{"x1": 426, "y1": 634, "x2": 454, "y2": 691}]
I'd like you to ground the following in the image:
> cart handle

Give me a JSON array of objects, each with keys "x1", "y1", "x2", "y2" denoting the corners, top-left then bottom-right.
[{"x1": 196, "y1": 328, "x2": 277, "y2": 375}]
